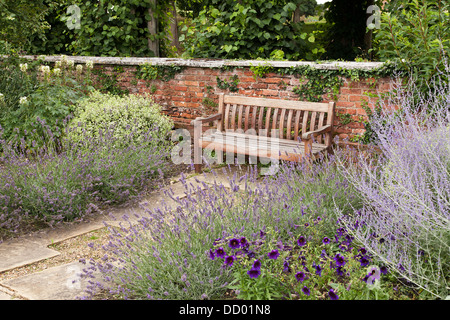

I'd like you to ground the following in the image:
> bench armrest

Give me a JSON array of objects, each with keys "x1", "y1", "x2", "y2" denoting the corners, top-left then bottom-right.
[
  {"x1": 302, "y1": 125, "x2": 332, "y2": 140},
  {"x1": 191, "y1": 113, "x2": 222, "y2": 125}
]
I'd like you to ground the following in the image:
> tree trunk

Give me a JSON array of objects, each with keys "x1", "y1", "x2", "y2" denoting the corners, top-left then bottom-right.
[
  {"x1": 169, "y1": 0, "x2": 180, "y2": 52},
  {"x1": 147, "y1": 0, "x2": 160, "y2": 57},
  {"x1": 293, "y1": 7, "x2": 301, "y2": 23}
]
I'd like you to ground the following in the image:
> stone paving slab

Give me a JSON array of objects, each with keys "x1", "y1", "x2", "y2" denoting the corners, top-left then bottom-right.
[
  {"x1": 0, "y1": 239, "x2": 60, "y2": 273},
  {"x1": 0, "y1": 286, "x2": 15, "y2": 300},
  {"x1": 1, "y1": 262, "x2": 92, "y2": 300}
]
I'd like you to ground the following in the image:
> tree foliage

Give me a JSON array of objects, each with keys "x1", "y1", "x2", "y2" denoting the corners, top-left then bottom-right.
[
  {"x1": 373, "y1": 0, "x2": 450, "y2": 90},
  {"x1": 180, "y1": 0, "x2": 322, "y2": 60},
  {"x1": 0, "y1": 0, "x2": 51, "y2": 51}
]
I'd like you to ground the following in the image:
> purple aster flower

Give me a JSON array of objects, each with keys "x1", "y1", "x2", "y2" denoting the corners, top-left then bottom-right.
[
  {"x1": 229, "y1": 238, "x2": 240, "y2": 249},
  {"x1": 295, "y1": 271, "x2": 306, "y2": 282},
  {"x1": 301, "y1": 286, "x2": 310, "y2": 296},
  {"x1": 268, "y1": 249, "x2": 280, "y2": 260},
  {"x1": 224, "y1": 255, "x2": 235, "y2": 267},
  {"x1": 247, "y1": 251, "x2": 256, "y2": 259},
  {"x1": 252, "y1": 259, "x2": 261, "y2": 270},
  {"x1": 297, "y1": 236, "x2": 307, "y2": 247},
  {"x1": 328, "y1": 289, "x2": 339, "y2": 300},
  {"x1": 215, "y1": 247, "x2": 226, "y2": 259},
  {"x1": 304, "y1": 223, "x2": 310, "y2": 227},
  {"x1": 359, "y1": 247, "x2": 367, "y2": 255},
  {"x1": 247, "y1": 268, "x2": 261, "y2": 279},
  {"x1": 322, "y1": 237, "x2": 330, "y2": 245}
]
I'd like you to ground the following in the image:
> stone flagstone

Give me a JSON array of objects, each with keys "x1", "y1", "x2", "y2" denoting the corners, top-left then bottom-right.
[{"x1": 1, "y1": 262, "x2": 93, "y2": 300}]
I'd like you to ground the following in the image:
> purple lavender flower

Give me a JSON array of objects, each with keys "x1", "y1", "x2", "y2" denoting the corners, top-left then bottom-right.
[
  {"x1": 267, "y1": 249, "x2": 280, "y2": 260},
  {"x1": 208, "y1": 249, "x2": 215, "y2": 260}
]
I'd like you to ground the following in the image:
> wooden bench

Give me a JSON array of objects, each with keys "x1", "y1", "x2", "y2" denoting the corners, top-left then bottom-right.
[{"x1": 191, "y1": 94, "x2": 335, "y2": 173}]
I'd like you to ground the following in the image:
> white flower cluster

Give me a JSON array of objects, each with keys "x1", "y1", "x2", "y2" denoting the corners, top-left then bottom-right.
[
  {"x1": 76, "y1": 64, "x2": 83, "y2": 74},
  {"x1": 40, "y1": 65, "x2": 51, "y2": 75},
  {"x1": 19, "y1": 63, "x2": 28, "y2": 72},
  {"x1": 85, "y1": 60, "x2": 94, "y2": 70},
  {"x1": 0, "y1": 93, "x2": 4, "y2": 102},
  {"x1": 19, "y1": 96, "x2": 28, "y2": 105}
]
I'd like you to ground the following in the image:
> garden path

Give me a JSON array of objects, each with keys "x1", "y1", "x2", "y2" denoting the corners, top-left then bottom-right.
[{"x1": 0, "y1": 165, "x2": 251, "y2": 300}]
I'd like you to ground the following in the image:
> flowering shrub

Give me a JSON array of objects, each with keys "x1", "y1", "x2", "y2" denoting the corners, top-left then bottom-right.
[
  {"x1": 335, "y1": 70, "x2": 450, "y2": 299},
  {"x1": 77, "y1": 155, "x2": 377, "y2": 300},
  {"x1": 66, "y1": 91, "x2": 173, "y2": 149},
  {"x1": 0, "y1": 116, "x2": 171, "y2": 241},
  {"x1": 0, "y1": 54, "x2": 94, "y2": 150}
]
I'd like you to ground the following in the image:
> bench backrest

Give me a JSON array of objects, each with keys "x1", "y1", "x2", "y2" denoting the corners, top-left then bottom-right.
[{"x1": 217, "y1": 94, "x2": 335, "y2": 145}]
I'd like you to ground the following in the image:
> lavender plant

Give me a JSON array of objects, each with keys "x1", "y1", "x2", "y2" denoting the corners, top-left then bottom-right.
[
  {"x1": 78, "y1": 155, "x2": 367, "y2": 300},
  {"x1": 335, "y1": 69, "x2": 450, "y2": 299},
  {"x1": 0, "y1": 113, "x2": 172, "y2": 241}
]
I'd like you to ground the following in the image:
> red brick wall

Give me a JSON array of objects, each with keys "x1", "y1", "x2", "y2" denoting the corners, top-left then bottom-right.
[{"x1": 93, "y1": 64, "x2": 395, "y2": 141}]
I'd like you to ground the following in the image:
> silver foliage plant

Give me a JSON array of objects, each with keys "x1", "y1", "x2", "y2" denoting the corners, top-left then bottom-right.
[{"x1": 335, "y1": 67, "x2": 450, "y2": 299}]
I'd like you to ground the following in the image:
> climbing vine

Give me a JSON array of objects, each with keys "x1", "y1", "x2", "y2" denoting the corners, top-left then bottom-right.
[{"x1": 135, "y1": 63, "x2": 185, "y2": 82}]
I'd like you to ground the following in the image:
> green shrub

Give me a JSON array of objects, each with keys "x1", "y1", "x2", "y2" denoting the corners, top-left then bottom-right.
[{"x1": 66, "y1": 91, "x2": 173, "y2": 149}]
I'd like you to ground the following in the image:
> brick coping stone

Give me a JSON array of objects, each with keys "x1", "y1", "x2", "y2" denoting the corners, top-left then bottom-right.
[{"x1": 18, "y1": 55, "x2": 385, "y2": 71}]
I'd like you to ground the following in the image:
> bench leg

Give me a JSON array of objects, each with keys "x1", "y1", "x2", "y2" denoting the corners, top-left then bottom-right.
[{"x1": 195, "y1": 163, "x2": 202, "y2": 173}]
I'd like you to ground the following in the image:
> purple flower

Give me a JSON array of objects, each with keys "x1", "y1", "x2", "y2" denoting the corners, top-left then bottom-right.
[
  {"x1": 229, "y1": 238, "x2": 240, "y2": 250},
  {"x1": 283, "y1": 260, "x2": 290, "y2": 273},
  {"x1": 334, "y1": 254, "x2": 346, "y2": 267},
  {"x1": 267, "y1": 249, "x2": 280, "y2": 260},
  {"x1": 297, "y1": 236, "x2": 307, "y2": 247},
  {"x1": 224, "y1": 255, "x2": 235, "y2": 267},
  {"x1": 208, "y1": 249, "x2": 215, "y2": 260},
  {"x1": 215, "y1": 247, "x2": 226, "y2": 259},
  {"x1": 313, "y1": 262, "x2": 323, "y2": 277},
  {"x1": 247, "y1": 268, "x2": 261, "y2": 279},
  {"x1": 322, "y1": 237, "x2": 330, "y2": 245},
  {"x1": 301, "y1": 286, "x2": 310, "y2": 296},
  {"x1": 328, "y1": 289, "x2": 339, "y2": 300},
  {"x1": 239, "y1": 237, "x2": 248, "y2": 247},
  {"x1": 252, "y1": 259, "x2": 261, "y2": 270},
  {"x1": 359, "y1": 247, "x2": 367, "y2": 255},
  {"x1": 380, "y1": 265, "x2": 388, "y2": 274},
  {"x1": 359, "y1": 256, "x2": 370, "y2": 267},
  {"x1": 295, "y1": 271, "x2": 306, "y2": 282},
  {"x1": 247, "y1": 251, "x2": 256, "y2": 259}
]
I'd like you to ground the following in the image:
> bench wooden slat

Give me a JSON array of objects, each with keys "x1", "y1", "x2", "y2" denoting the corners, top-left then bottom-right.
[
  {"x1": 244, "y1": 105, "x2": 251, "y2": 131},
  {"x1": 264, "y1": 107, "x2": 272, "y2": 136},
  {"x1": 286, "y1": 109, "x2": 293, "y2": 140},
  {"x1": 223, "y1": 95, "x2": 329, "y2": 112},
  {"x1": 224, "y1": 103, "x2": 230, "y2": 130},
  {"x1": 294, "y1": 110, "x2": 301, "y2": 141},
  {"x1": 279, "y1": 108, "x2": 286, "y2": 139}
]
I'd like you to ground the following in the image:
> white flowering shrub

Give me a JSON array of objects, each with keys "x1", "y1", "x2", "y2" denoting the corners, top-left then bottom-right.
[{"x1": 66, "y1": 91, "x2": 173, "y2": 149}]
